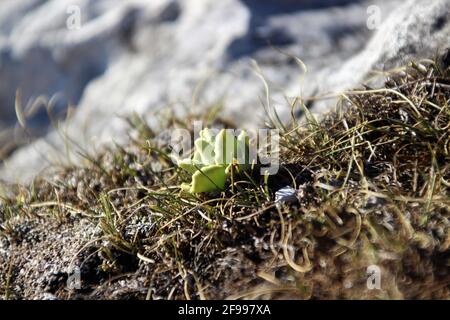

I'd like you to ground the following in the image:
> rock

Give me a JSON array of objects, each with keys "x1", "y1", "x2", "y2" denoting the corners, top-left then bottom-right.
[
  {"x1": 274, "y1": 186, "x2": 299, "y2": 206},
  {"x1": 1, "y1": 0, "x2": 449, "y2": 183},
  {"x1": 39, "y1": 293, "x2": 59, "y2": 300},
  {"x1": 307, "y1": 0, "x2": 450, "y2": 114}
]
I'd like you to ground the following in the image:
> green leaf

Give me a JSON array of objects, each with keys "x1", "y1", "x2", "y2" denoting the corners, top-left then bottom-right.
[
  {"x1": 194, "y1": 137, "x2": 215, "y2": 165},
  {"x1": 177, "y1": 128, "x2": 252, "y2": 193},
  {"x1": 178, "y1": 158, "x2": 201, "y2": 174},
  {"x1": 200, "y1": 127, "x2": 216, "y2": 144},
  {"x1": 190, "y1": 164, "x2": 227, "y2": 193},
  {"x1": 214, "y1": 129, "x2": 237, "y2": 165}
]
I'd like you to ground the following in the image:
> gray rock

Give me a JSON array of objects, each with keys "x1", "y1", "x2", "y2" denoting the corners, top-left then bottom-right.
[
  {"x1": 1, "y1": 0, "x2": 449, "y2": 183},
  {"x1": 275, "y1": 186, "x2": 299, "y2": 206},
  {"x1": 307, "y1": 0, "x2": 450, "y2": 114}
]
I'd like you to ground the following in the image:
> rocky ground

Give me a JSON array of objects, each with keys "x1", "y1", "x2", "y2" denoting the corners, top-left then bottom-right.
[
  {"x1": 0, "y1": 0, "x2": 449, "y2": 301},
  {"x1": 1, "y1": 0, "x2": 450, "y2": 183},
  {"x1": 0, "y1": 62, "x2": 448, "y2": 300}
]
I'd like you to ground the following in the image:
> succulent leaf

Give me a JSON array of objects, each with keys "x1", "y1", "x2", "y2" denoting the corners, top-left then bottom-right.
[
  {"x1": 178, "y1": 158, "x2": 201, "y2": 174},
  {"x1": 178, "y1": 128, "x2": 251, "y2": 193},
  {"x1": 190, "y1": 164, "x2": 227, "y2": 193},
  {"x1": 194, "y1": 137, "x2": 215, "y2": 165},
  {"x1": 214, "y1": 129, "x2": 238, "y2": 165}
]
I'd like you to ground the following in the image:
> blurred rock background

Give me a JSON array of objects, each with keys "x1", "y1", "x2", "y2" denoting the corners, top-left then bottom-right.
[{"x1": 0, "y1": 0, "x2": 449, "y2": 182}]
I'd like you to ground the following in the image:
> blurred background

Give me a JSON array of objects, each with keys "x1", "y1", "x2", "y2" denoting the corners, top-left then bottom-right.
[{"x1": 0, "y1": 0, "x2": 449, "y2": 182}]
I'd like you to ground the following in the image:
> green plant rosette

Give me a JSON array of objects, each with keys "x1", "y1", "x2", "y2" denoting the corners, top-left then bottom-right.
[{"x1": 178, "y1": 128, "x2": 250, "y2": 193}]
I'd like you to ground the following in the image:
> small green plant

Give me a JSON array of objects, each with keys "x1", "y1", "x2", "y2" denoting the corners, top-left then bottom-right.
[{"x1": 178, "y1": 128, "x2": 250, "y2": 193}]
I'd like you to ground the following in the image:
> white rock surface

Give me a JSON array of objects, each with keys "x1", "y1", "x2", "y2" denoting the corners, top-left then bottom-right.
[
  {"x1": 0, "y1": 0, "x2": 449, "y2": 183},
  {"x1": 309, "y1": 0, "x2": 450, "y2": 114}
]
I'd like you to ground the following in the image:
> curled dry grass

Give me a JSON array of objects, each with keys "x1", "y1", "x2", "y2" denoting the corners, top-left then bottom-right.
[{"x1": 0, "y1": 61, "x2": 449, "y2": 300}]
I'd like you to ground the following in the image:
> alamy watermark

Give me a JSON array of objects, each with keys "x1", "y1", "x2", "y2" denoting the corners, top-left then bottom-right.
[
  {"x1": 366, "y1": 5, "x2": 382, "y2": 31},
  {"x1": 66, "y1": 266, "x2": 81, "y2": 290},
  {"x1": 367, "y1": 265, "x2": 381, "y2": 290},
  {"x1": 165, "y1": 121, "x2": 280, "y2": 175},
  {"x1": 66, "y1": 5, "x2": 82, "y2": 30}
]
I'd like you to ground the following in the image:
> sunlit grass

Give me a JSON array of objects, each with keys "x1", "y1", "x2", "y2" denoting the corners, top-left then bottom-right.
[{"x1": 0, "y1": 60, "x2": 448, "y2": 300}]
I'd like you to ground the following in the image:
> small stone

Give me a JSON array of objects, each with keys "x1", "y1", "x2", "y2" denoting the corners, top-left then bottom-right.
[
  {"x1": 275, "y1": 186, "x2": 298, "y2": 206},
  {"x1": 40, "y1": 293, "x2": 59, "y2": 300}
]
